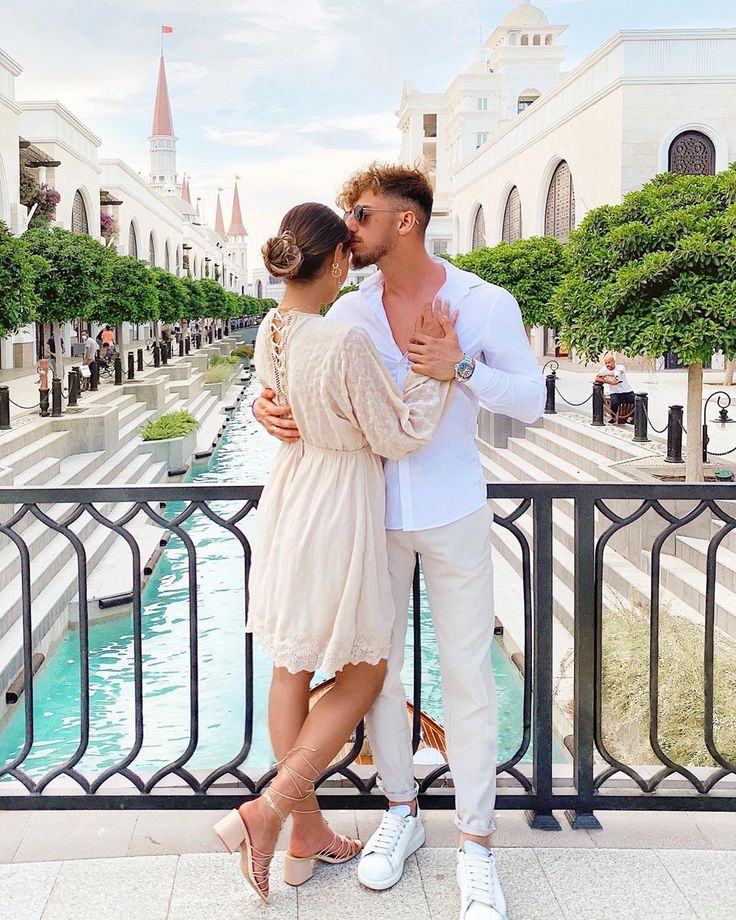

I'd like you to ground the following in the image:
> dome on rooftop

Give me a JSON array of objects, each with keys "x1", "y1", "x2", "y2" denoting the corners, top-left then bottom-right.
[{"x1": 502, "y1": 1, "x2": 550, "y2": 28}]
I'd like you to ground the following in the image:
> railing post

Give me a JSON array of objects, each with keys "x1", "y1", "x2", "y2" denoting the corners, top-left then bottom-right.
[
  {"x1": 528, "y1": 493, "x2": 561, "y2": 830},
  {"x1": 566, "y1": 495, "x2": 602, "y2": 829},
  {"x1": 185, "y1": 337, "x2": 190, "y2": 355},
  {"x1": 114, "y1": 356, "x2": 123, "y2": 386},
  {"x1": 67, "y1": 370, "x2": 78, "y2": 407},
  {"x1": 127, "y1": 351, "x2": 135, "y2": 380},
  {"x1": 153, "y1": 343, "x2": 161, "y2": 368},
  {"x1": 592, "y1": 383, "x2": 604, "y2": 427},
  {"x1": 702, "y1": 419, "x2": 709, "y2": 464},
  {"x1": 545, "y1": 372, "x2": 557, "y2": 415},
  {"x1": 666, "y1": 405, "x2": 684, "y2": 464},
  {"x1": 168, "y1": 340, "x2": 173, "y2": 359},
  {"x1": 90, "y1": 359, "x2": 99, "y2": 392},
  {"x1": 179, "y1": 337, "x2": 184, "y2": 357},
  {"x1": 137, "y1": 348, "x2": 144, "y2": 372},
  {"x1": 632, "y1": 393, "x2": 649, "y2": 443},
  {"x1": 51, "y1": 377, "x2": 62, "y2": 416},
  {"x1": 39, "y1": 386, "x2": 50, "y2": 417},
  {"x1": 0, "y1": 386, "x2": 10, "y2": 430}
]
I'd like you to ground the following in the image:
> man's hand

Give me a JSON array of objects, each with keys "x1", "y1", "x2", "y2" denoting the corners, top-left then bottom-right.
[
  {"x1": 254, "y1": 387, "x2": 301, "y2": 442},
  {"x1": 408, "y1": 310, "x2": 463, "y2": 381}
]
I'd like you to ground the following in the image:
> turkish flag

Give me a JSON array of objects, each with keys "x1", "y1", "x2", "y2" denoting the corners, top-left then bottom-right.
[{"x1": 162, "y1": 25, "x2": 173, "y2": 33}]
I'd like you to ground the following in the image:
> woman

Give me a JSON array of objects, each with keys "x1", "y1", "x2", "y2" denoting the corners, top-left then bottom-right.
[{"x1": 214, "y1": 202, "x2": 453, "y2": 903}]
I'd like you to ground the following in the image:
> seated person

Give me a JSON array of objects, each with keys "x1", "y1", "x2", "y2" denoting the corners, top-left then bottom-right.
[
  {"x1": 98, "y1": 342, "x2": 113, "y2": 368},
  {"x1": 595, "y1": 352, "x2": 635, "y2": 423}
]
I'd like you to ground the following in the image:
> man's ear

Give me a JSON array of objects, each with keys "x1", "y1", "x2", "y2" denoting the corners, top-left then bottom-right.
[{"x1": 397, "y1": 211, "x2": 418, "y2": 237}]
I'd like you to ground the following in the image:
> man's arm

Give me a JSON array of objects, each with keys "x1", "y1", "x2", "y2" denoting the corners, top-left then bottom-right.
[{"x1": 253, "y1": 389, "x2": 300, "y2": 442}]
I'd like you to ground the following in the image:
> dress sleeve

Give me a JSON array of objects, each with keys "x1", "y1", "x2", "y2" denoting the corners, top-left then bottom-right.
[{"x1": 339, "y1": 326, "x2": 452, "y2": 460}]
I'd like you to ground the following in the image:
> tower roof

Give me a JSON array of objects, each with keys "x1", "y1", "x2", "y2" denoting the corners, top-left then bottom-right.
[
  {"x1": 182, "y1": 174, "x2": 191, "y2": 204},
  {"x1": 228, "y1": 182, "x2": 248, "y2": 237},
  {"x1": 151, "y1": 55, "x2": 175, "y2": 137},
  {"x1": 502, "y1": 1, "x2": 549, "y2": 28},
  {"x1": 215, "y1": 192, "x2": 226, "y2": 239}
]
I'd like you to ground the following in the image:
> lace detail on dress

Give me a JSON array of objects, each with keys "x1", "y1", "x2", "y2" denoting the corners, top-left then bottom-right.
[
  {"x1": 268, "y1": 310, "x2": 299, "y2": 405},
  {"x1": 253, "y1": 632, "x2": 391, "y2": 677}
]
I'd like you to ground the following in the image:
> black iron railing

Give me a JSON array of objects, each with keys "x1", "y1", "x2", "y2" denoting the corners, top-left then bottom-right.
[{"x1": 0, "y1": 483, "x2": 734, "y2": 826}]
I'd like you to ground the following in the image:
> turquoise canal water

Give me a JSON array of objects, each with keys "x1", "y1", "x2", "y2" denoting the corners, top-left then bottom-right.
[{"x1": 0, "y1": 377, "x2": 566, "y2": 781}]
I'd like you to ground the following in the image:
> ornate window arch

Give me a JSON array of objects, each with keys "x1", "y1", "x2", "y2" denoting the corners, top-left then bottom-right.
[
  {"x1": 164, "y1": 241, "x2": 170, "y2": 271},
  {"x1": 176, "y1": 245, "x2": 181, "y2": 276},
  {"x1": 668, "y1": 131, "x2": 716, "y2": 176},
  {"x1": 502, "y1": 187, "x2": 522, "y2": 243},
  {"x1": 256, "y1": 279, "x2": 264, "y2": 298},
  {"x1": 128, "y1": 222, "x2": 138, "y2": 258},
  {"x1": 71, "y1": 190, "x2": 89, "y2": 234},
  {"x1": 544, "y1": 161, "x2": 576, "y2": 242},
  {"x1": 471, "y1": 205, "x2": 486, "y2": 250},
  {"x1": 193, "y1": 255, "x2": 198, "y2": 278},
  {"x1": 148, "y1": 232, "x2": 156, "y2": 267},
  {"x1": 521, "y1": 34, "x2": 529, "y2": 46}
]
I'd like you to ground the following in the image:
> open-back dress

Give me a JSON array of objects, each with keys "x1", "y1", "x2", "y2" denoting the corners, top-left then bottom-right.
[{"x1": 246, "y1": 308, "x2": 451, "y2": 676}]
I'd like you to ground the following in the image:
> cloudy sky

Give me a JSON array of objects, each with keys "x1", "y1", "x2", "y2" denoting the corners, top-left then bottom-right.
[{"x1": 3, "y1": 0, "x2": 734, "y2": 267}]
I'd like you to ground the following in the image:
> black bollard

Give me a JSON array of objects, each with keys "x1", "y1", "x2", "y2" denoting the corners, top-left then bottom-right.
[
  {"x1": 197, "y1": 333, "x2": 202, "y2": 349},
  {"x1": 592, "y1": 382, "x2": 604, "y2": 427},
  {"x1": 161, "y1": 343, "x2": 168, "y2": 365},
  {"x1": 52, "y1": 377, "x2": 62, "y2": 416},
  {"x1": 0, "y1": 386, "x2": 10, "y2": 430},
  {"x1": 114, "y1": 356, "x2": 123, "y2": 386},
  {"x1": 90, "y1": 359, "x2": 99, "y2": 392},
  {"x1": 67, "y1": 371, "x2": 78, "y2": 407},
  {"x1": 178, "y1": 338, "x2": 184, "y2": 357},
  {"x1": 75, "y1": 367, "x2": 84, "y2": 399},
  {"x1": 633, "y1": 393, "x2": 649, "y2": 443},
  {"x1": 127, "y1": 351, "x2": 135, "y2": 380},
  {"x1": 703, "y1": 420, "x2": 710, "y2": 464},
  {"x1": 544, "y1": 372, "x2": 557, "y2": 414},
  {"x1": 39, "y1": 387, "x2": 50, "y2": 417},
  {"x1": 153, "y1": 343, "x2": 161, "y2": 367},
  {"x1": 168, "y1": 340, "x2": 173, "y2": 359},
  {"x1": 137, "y1": 348, "x2": 144, "y2": 372},
  {"x1": 666, "y1": 405, "x2": 684, "y2": 463},
  {"x1": 185, "y1": 337, "x2": 190, "y2": 355}
]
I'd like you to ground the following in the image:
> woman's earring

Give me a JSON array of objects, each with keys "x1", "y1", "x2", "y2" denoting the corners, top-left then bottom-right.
[{"x1": 331, "y1": 262, "x2": 342, "y2": 279}]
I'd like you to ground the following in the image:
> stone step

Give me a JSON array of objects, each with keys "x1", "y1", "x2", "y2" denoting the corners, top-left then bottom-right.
[
  {"x1": 0, "y1": 431, "x2": 71, "y2": 477},
  {"x1": 117, "y1": 407, "x2": 157, "y2": 448},
  {"x1": 0, "y1": 423, "x2": 48, "y2": 462},
  {"x1": 541, "y1": 412, "x2": 650, "y2": 465},
  {"x1": 675, "y1": 534, "x2": 736, "y2": 595},
  {"x1": 506, "y1": 435, "x2": 598, "y2": 484},
  {"x1": 526, "y1": 423, "x2": 626, "y2": 480},
  {"x1": 13, "y1": 456, "x2": 62, "y2": 488}
]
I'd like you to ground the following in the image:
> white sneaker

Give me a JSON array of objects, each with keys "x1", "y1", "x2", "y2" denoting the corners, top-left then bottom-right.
[
  {"x1": 456, "y1": 842, "x2": 507, "y2": 919},
  {"x1": 358, "y1": 805, "x2": 425, "y2": 890}
]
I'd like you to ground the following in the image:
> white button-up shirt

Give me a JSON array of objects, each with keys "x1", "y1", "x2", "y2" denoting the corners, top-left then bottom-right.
[{"x1": 327, "y1": 259, "x2": 545, "y2": 531}]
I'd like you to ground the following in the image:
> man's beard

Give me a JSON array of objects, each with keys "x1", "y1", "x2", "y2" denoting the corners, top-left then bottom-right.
[{"x1": 350, "y1": 234, "x2": 393, "y2": 270}]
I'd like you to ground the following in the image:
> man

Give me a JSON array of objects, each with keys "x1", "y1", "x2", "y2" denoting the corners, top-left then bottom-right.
[
  {"x1": 46, "y1": 332, "x2": 64, "y2": 378},
  {"x1": 595, "y1": 352, "x2": 635, "y2": 424},
  {"x1": 255, "y1": 164, "x2": 544, "y2": 920}
]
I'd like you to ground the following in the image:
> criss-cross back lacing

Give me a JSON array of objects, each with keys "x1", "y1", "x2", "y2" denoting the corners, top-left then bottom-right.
[{"x1": 268, "y1": 309, "x2": 299, "y2": 406}]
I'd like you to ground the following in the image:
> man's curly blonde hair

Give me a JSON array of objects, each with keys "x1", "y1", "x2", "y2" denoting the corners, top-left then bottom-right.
[{"x1": 337, "y1": 162, "x2": 434, "y2": 235}]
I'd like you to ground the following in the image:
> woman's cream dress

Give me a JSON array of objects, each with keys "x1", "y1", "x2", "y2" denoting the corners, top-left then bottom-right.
[{"x1": 247, "y1": 308, "x2": 451, "y2": 676}]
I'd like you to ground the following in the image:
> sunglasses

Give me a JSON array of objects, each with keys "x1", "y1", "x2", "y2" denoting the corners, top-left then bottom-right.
[{"x1": 343, "y1": 204, "x2": 408, "y2": 224}]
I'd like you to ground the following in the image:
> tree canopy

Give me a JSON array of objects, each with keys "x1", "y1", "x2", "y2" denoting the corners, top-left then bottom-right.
[{"x1": 0, "y1": 222, "x2": 41, "y2": 337}]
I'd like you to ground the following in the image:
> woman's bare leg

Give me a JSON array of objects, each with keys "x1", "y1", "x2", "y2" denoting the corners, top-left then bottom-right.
[
  {"x1": 268, "y1": 667, "x2": 332, "y2": 856},
  {"x1": 239, "y1": 660, "x2": 387, "y2": 888}
]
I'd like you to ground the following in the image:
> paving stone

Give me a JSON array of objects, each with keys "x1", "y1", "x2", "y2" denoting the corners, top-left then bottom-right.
[
  {"x1": 128, "y1": 809, "x2": 228, "y2": 856},
  {"x1": 41, "y1": 855, "x2": 177, "y2": 920},
  {"x1": 586, "y1": 810, "x2": 711, "y2": 850},
  {"x1": 15, "y1": 810, "x2": 138, "y2": 863},
  {"x1": 0, "y1": 811, "x2": 32, "y2": 862},
  {"x1": 296, "y1": 852, "x2": 429, "y2": 920},
  {"x1": 657, "y1": 849, "x2": 736, "y2": 920},
  {"x1": 0, "y1": 861, "x2": 60, "y2": 920},
  {"x1": 688, "y1": 812, "x2": 736, "y2": 850},
  {"x1": 535, "y1": 847, "x2": 695, "y2": 920},
  {"x1": 417, "y1": 847, "x2": 565, "y2": 920},
  {"x1": 491, "y1": 810, "x2": 595, "y2": 848}
]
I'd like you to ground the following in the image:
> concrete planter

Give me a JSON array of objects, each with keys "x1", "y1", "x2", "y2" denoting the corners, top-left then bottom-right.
[{"x1": 142, "y1": 429, "x2": 197, "y2": 472}]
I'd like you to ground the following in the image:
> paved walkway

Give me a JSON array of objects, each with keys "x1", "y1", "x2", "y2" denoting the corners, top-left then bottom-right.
[{"x1": 0, "y1": 808, "x2": 734, "y2": 919}]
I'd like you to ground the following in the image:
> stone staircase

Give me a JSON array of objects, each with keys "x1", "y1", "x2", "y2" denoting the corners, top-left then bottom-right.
[{"x1": 0, "y1": 347, "x2": 241, "y2": 719}]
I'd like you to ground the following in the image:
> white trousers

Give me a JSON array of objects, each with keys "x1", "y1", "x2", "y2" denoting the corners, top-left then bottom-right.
[{"x1": 364, "y1": 503, "x2": 497, "y2": 836}]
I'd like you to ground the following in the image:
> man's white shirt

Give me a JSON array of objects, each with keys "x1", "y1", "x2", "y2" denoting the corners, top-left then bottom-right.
[{"x1": 326, "y1": 259, "x2": 545, "y2": 532}]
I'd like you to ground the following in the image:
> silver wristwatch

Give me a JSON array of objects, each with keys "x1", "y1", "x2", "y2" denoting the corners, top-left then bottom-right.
[{"x1": 454, "y1": 354, "x2": 475, "y2": 382}]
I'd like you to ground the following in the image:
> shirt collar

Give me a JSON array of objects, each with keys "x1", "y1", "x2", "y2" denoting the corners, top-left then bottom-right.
[{"x1": 359, "y1": 257, "x2": 482, "y2": 305}]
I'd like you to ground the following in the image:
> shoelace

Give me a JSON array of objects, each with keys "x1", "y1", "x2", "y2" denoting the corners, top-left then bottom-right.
[
  {"x1": 370, "y1": 812, "x2": 407, "y2": 855},
  {"x1": 462, "y1": 854, "x2": 496, "y2": 907}
]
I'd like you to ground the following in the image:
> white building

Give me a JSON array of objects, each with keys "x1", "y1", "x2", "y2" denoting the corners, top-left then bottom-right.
[
  {"x1": 0, "y1": 47, "x2": 250, "y2": 369},
  {"x1": 398, "y1": 1, "x2": 736, "y2": 356}
]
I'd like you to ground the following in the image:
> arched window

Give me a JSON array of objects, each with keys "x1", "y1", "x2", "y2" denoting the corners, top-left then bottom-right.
[
  {"x1": 502, "y1": 187, "x2": 522, "y2": 243},
  {"x1": 128, "y1": 223, "x2": 138, "y2": 258},
  {"x1": 544, "y1": 161, "x2": 576, "y2": 242},
  {"x1": 176, "y1": 245, "x2": 181, "y2": 276},
  {"x1": 533, "y1": 34, "x2": 541, "y2": 46},
  {"x1": 668, "y1": 131, "x2": 716, "y2": 176},
  {"x1": 193, "y1": 255, "x2": 198, "y2": 278},
  {"x1": 148, "y1": 232, "x2": 156, "y2": 267},
  {"x1": 545, "y1": 34, "x2": 553, "y2": 45},
  {"x1": 471, "y1": 205, "x2": 486, "y2": 250},
  {"x1": 521, "y1": 34, "x2": 529, "y2": 46},
  {"x1": 164, "y1": 241, "x2": 170, "y2": 271},
  {"x1": 71, "y1": 190, "x2": 88, "y2": 234},
  {"x1": 256, "y1": 279, "x2": 263, "y2": 298}
]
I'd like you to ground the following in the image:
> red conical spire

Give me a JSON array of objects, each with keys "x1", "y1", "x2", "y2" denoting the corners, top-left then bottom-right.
[
  {"x1": 228, "y1": 182, "x2": 248, "y2": 237},
  {"x1": 215, "y1": 192, "x2": 226, "y2": 239},
  {"x1": 151, "y1": 55, "x2": 175, "y2": 137},
  {"x1": 182, "y1": 175, "x2": 191, "y2": 204}
]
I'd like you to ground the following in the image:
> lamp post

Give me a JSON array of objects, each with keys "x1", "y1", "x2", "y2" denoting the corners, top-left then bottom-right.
[{"x1": 702, "y1": 391, "x2": 735, "y2": 463}]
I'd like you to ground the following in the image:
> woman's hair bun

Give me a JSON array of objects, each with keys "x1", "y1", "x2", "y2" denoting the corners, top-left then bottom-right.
[{"x1": 262, "y1": 229, "x2": 303, "y2": 280}]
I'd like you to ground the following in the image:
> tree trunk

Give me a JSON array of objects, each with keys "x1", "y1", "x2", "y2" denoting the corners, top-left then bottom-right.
[
  {"x1": 115, "y1": 322, "x2": 124, "y2": 363},
  {"x1": 52, "y1": 320, "x2": 64, "y2": 381},
  {"x1": 686, "y1": 362, "x2": 704, "y2": 482},
  {"x1": 723, "y1": 357, "x2": 736, "y2": 387}
]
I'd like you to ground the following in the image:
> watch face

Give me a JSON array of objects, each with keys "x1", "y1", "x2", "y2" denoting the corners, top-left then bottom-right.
[{"x1": 455, "y1": 357, "x2": 474, "y2": 381}]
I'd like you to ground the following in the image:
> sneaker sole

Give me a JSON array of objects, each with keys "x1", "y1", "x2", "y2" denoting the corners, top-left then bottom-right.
[{"x1": 358, "y1": 824, "x2": 426, "y2": 891}]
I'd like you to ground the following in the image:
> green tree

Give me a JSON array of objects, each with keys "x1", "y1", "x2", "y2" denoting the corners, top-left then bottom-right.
[
  {"x1": 151, "y1": 267, "x2": 187, "y2": 333},
  {"x1": 196, "y1": 278, "x2": 230, "y2": 326},
  {"x1": 0, "y1": 222, "x2": 42, "y2": 338},
  {"x1": 98, "y1": 253, "x2": 158, "y2": 361},
  {"x1": 24, "y1": 226, "x2": 109, "y2": 379},
  {"x1": 453, "y1": 236, "x2": 566, "y2": 329},
  {"x1": 554, "y1": 166, "x2": 736, "y2": 480},
  {"x1": 182, "y1": 276, "x2": 205, "y2": 322}
]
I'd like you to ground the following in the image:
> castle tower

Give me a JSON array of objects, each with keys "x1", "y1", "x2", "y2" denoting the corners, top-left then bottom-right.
[
  {"x1": 149, "y1": 55, "x2": 179, "y2": 194},
  {"x1": 227, "y1": 181, "x2": 248, "y2": 288},
  {"x1": 215, "y1": 192, "x2": 226, "y2": 240}
]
